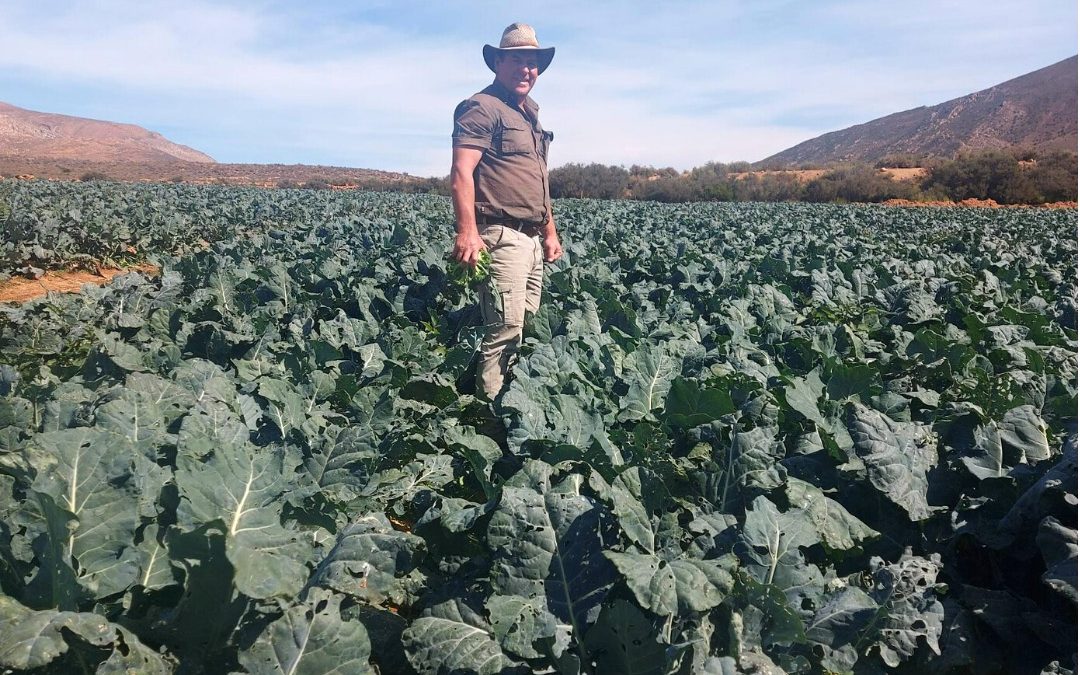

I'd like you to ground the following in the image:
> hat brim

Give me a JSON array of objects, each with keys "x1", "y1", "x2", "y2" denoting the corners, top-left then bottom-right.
[{"x1": 483, "y1": 44, "x2": 555, "y2": 74}]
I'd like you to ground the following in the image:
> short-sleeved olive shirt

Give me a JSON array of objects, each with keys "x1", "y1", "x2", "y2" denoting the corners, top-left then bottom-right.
[{"x1": 453, "y1": 83, "x2": 553, "y2": 224}]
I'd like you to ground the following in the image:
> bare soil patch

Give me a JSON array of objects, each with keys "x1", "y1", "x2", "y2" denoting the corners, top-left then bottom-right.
[
  {"x1": 880, "y1": 198, "x2": 1078, "y2": 209},
  {"x1": 729, "y1": 169, "x2": 826, "y2": 183},
  {"x1": 728, "y1": 167, "x2": 928, "y2": 183},
  {"x1": 880, "y1": 167, "x2": 928, "y2": 181},
  {"x1": 0, "y1": 264, "x2": 159, "y2": 304}
]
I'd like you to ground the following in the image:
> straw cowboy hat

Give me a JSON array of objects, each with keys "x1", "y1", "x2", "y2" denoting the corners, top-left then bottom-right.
[{"x1": 483, "y1": 23, "x2": 555, "y2": 74}]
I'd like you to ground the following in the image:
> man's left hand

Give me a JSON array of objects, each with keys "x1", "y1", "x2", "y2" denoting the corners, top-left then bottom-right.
[{"x1": 542, "y1": 233, "x2": 563, "y2": 263}]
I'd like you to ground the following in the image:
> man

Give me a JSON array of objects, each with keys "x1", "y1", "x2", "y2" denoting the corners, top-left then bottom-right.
[{"x1": 451, "y1": 23, "x2": 563, "y2": 400}]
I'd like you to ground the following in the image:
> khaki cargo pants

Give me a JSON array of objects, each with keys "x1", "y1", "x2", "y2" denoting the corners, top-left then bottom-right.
[{"x1": 477, "y1": 224, "x2": 544, "y2": 399}]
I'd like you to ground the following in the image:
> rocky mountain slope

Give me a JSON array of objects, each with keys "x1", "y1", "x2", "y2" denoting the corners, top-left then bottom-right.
[
  {"x1": 758, "y1": 55, "x2": 1077, "y2": 167},
  {"x1": 0, "y1": 101, "x2": 419, "y2": 187},
  {"x1": 0, "y1": 101, "x2": 214, "y2": 164}
]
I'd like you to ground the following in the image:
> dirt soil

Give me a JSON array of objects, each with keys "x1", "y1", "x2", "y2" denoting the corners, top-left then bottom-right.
[
  {"x1": 730, "y1": 169, "x2": 826, "y2": 182},
  {"x1": 879, "y1": 167, "x2": 928, "y2": 180},
  {"x1": 880, "y1": 198, "x2": 1078, "y2": 209},
  {"x1": 0, "y1": 264, "x2": 159, "y2": 304},
  {"x1": 728, "y1": 167, "x2": 929, "y2": 183}
]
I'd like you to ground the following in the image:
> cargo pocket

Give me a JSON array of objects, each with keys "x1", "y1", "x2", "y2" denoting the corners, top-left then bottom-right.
[
  {"x1": 480, "y1": 277, "x2": 526, "y2": 329},
  {"x1": 501, "y1": 286, "x2": 526, "y2": 328}
]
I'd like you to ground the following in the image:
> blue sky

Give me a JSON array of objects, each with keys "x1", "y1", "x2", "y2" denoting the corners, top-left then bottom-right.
[{"x1": 1, "y1": 1, "x2": 1075, "y2": 177}]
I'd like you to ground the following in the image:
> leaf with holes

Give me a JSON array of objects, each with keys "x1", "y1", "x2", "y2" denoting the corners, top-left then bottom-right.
[
  {"x1": 238, "y1": 588, "x2": 374, "y2": 675},
  {"x1": 402, "y1": 598, "x2": 514, "y2": 675},
  {"x1": 310, "y1": 513, "x2": 424, "y2": 606}
]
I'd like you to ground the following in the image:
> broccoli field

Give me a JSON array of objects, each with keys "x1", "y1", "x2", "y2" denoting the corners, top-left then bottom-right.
[{"x1": 0, "y1": 180, "x2": 1076, "y2": 675}]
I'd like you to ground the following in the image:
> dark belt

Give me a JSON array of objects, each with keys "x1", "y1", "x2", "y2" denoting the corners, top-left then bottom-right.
[{"x1": 477, "y1": 216, "x2": 544, "y2": 236}]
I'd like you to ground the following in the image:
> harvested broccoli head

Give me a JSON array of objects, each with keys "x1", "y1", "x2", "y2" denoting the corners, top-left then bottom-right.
[{"x1": 448, "y1": 249, "x2": 492, "y2": 288}]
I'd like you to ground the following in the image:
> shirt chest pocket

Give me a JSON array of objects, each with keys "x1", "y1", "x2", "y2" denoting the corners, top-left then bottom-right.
[{"x1": 496, "y1": 123, "x2": 534, "y2": 156}]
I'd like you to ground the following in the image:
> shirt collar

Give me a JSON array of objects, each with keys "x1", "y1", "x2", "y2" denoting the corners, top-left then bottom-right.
[{"x1": 487, "y1": 81, "x2": 538, "y2": 115}]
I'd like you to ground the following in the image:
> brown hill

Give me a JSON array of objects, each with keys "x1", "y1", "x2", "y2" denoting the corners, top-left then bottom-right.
[
  {"x1": 0, "y1": 101, "x2": 426, "y2": 188},
  {"x1": 758, "y1": 55, "x2": 1078, "y2": 167},
  {"x1": 0, "y1": 101, "x2": 215, "y2": 164}
]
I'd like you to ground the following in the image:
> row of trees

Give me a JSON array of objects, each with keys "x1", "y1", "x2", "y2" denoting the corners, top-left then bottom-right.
[{"x1": 544, "y1": 149, "x2": 1077, "y2": 204}]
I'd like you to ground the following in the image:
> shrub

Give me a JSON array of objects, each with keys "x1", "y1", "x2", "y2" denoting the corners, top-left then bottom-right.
[
  {"x1": 631, "y1": 175, "x2": 694, "y2": 202},
  {"x1": 1028, "y1": 152, "x2": 1078, "y2": 202},
  {"x1": 549, "y1": 163, "x2": 630, "y2": 199},
  {"x1": 804, "y1": 164, "x2": 916, "y2": 203},
  {"x1": 922, "y1": 150, "x2": 1038, "y2": 204},
  {"x1": 731, "y1": 172, "x2": 803, "y2": 202}
]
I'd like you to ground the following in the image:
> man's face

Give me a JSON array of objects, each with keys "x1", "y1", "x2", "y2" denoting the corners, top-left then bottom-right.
[{"x1": 494, "y1": 51, "x2": 539, "y2": 100}]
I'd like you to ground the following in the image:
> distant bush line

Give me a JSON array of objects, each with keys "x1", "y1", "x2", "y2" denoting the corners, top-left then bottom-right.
[
  {"x1": 336, "y1": 149, "x2": 1074, "y2": 205},
  {"x1": 275, "y1": 175, "x2": 450, "y2": 194},
  {"x1": 250, "y1": 148, "x2": 1076, "y2": 205},
  {"x1": 540, "y1": 149, "x2": 1077, "y2": 205}
]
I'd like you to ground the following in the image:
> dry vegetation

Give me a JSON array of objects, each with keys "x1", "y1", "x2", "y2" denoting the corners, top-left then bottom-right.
[
  {"x1": 0, "y1": 155, "x2": 423, "y2": 189},
  {"x1": 728, "y1": 167, "x2": 929, "y2": 183}
]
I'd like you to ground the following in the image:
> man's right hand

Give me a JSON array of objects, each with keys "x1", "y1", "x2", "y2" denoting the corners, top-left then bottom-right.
[{"x1": 452, "y1": 230, "x2": 487, "y2": 267}]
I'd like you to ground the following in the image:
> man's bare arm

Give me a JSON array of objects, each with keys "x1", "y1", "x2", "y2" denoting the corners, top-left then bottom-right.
[{"x1": 450, "y1": 146, "x2": 485, "y2": 267}]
